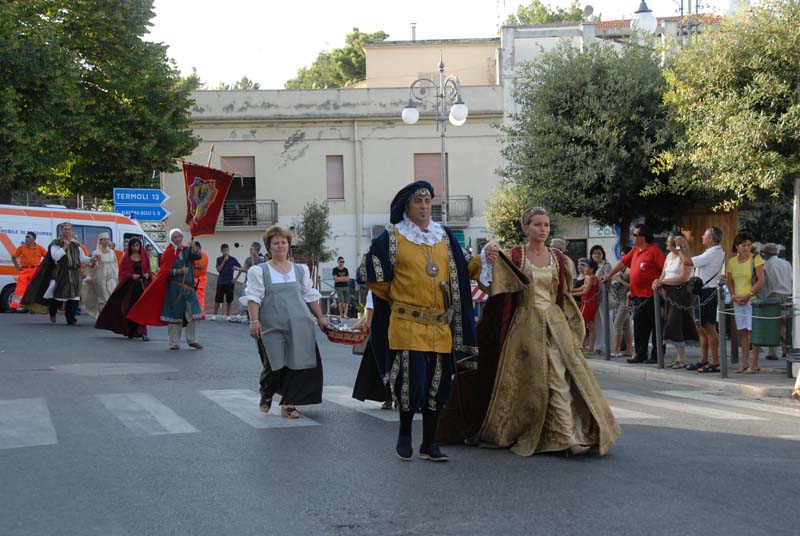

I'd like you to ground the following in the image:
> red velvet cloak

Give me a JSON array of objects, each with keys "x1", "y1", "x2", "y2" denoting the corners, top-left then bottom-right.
[{"x1": 127, "y1": 245, "x2": 182, "y2": 327}]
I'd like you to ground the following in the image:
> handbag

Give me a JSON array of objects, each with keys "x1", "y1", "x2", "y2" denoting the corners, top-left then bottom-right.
[{"x1": 687, "y1": 257, "x2": 724, "y2": 295}]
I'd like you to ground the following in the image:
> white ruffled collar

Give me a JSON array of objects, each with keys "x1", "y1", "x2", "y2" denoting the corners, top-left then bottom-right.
[{"x1": 395, "y1": 214, "x2": 444, "y2": 246}]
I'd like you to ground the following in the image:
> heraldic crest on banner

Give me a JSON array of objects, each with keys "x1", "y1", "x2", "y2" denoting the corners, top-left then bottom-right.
[
  {"x1": 187, "y1": 176, "x2": 218, "y2": 223},
  {"x1": 181, "y1": 161, "x2": 235, "y2": 236}
]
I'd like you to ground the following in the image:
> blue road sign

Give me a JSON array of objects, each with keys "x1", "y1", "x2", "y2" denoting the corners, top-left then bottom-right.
[
  {"x1": 114, "y1": 205, "x2": 171, "y2": 221},
  {"x1": 113, "y1": 188, "x2": 170, "y2": 205}
]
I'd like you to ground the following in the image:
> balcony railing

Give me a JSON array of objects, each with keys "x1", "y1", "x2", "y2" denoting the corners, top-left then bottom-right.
[
  {"x1": 431, "y1": 195, "x2": 473, "y2": 228},
  {"x1": 217, "y1": 199, "x2": 278, "y2": 229}
]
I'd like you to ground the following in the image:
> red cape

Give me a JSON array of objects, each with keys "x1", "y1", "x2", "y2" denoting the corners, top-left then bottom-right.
[{"x1": 127, "y1": 245, "x2": 182, "y2": 327}]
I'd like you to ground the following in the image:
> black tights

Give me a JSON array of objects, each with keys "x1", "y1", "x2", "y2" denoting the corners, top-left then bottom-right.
[
  {"x1": 399, "y1": 408, "x2": 439, "y2": 447},
  {"x1": 49, "y1": 299, "x2": 77, "y2": 324}
]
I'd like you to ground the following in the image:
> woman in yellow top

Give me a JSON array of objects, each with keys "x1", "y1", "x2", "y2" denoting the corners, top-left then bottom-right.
[{"x1": 726, "y1": 231, "x2": 766, "y2": 374}]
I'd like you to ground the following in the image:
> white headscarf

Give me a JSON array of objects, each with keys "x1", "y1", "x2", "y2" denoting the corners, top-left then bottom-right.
[{"x1": 168, "y1": 228, "x2": 184, "y2": 252}]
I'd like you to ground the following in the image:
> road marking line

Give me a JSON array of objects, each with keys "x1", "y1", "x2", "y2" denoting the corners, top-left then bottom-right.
[
  {"x1": 604, "y1": 390, "x2": 764, "y2": 420},
  {"x1": 777, "y1": 435, "x2": 800, "y2": 441},
  {"x1": 322, "y1": 386, "x2": 420, "y2": 422},
  {"x1": 657, "y1": 391, "x2": 800, "y2": 418},
  {"x1": 0, "y1": 398, "x2": 58, "y2": 450},
  {"x1": 609, "y1": 406, "x2": 663, "y2": 420},
  {"x1": 200, "y1": 389, "x2": 319, "y2": 429},
  {"x1": 97, "y1": 393, "x2": 198, "y2": 436},
  {"x1": 52, "y1": 363, "x2": 178, "y2": 376}
]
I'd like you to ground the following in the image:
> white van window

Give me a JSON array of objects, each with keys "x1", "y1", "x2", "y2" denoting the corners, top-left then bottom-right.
[{"x1": 57, "y1": 224, "x2": 112, "y2": 249}]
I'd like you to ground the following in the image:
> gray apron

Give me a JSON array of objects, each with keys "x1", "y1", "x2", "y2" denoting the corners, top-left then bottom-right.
[{"x1": 258, "y1": 263, "x2": 317, "y2": 370}]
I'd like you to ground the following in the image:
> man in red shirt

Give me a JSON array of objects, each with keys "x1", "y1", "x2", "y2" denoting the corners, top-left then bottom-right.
[
  {"x1": 10, "y1": 232, "x2": 47, "y2": 312},
  {"x1": 603, "y1": 224, "x2": 665, "y2": 363}
]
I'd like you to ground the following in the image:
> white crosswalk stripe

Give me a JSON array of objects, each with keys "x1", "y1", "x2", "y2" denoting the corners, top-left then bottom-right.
[
  {"x1": 604, "y1": 390, "x2": 765, "y2": 420},
  {"x1": 200, "y1": 389, "x2": 319, "y2": 428},
  {"x1": 97, "y1": 393, "x2": 198, "y2": 436},
  {"x1": 323, "y1": 386, "x2": 419, "y2": 422},
  {"x1": 0, "y1": 398, "x2": 58, "y2": 450},
  {"x1": 609, "y1": 406, "x2": 663, "y2": 420},
  {"x1": 657, "y1": 391, "x2": 800, "y2": 418}
]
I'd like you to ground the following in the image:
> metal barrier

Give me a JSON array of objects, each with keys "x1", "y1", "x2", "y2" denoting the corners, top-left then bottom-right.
[
  {"x1": 653, "y1": 289, "x2": 664, "y2": 368},
  {"x1": 717, "y1": 284, "x2": 728, "y2": 378},
  {"x1": 601, "y1": 282, "x2": 612, "y2": 361}
]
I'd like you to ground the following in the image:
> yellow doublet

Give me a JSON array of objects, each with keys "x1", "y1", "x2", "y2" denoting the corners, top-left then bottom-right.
[{"x1": 369, "y1": 232, "x2": 452, "y2": 353}]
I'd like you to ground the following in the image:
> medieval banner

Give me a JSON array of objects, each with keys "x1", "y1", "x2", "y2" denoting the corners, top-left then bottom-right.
[{"x1": 182, "y1": 162, "x2": 235, "y2": 236}]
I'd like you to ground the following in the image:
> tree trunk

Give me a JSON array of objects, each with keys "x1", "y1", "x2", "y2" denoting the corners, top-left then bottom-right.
[{"x1": 618, "y1": 217, "x2": 632, "y2": 256}]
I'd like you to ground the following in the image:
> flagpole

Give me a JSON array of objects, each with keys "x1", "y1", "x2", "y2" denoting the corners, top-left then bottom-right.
[{"x1": 206, "y1": 144, "x2": 214, "y2": 167}]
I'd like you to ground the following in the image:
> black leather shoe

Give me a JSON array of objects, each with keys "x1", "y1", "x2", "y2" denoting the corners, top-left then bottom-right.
[
  {"x1": 626, "y1": 357, "x2": 645, "y2": 364},
  {"x1": 419, "y1": 444, "x2": 449, "y2": 462},
  {"x1": 49, "y1": 314, "x2": 56, "y2": 324},
  {"x1": 396, "y1": 436, "x2": 413, "y2": 461}
]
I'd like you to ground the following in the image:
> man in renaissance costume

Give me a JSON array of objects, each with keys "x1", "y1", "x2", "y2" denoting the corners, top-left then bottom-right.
[
  {"x1": 22, "y1": 222, "x2": 93, "y2": 325},
  {"x1": 128, "y1": 228, "x2": 203, "y2": 350},
  {"x1": 359, "y1": 180, "x2": 478, "y2": 462}
]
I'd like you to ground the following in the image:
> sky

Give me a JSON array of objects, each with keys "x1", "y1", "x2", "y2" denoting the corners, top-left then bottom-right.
[{"x1": 145, "y1": 0, "x2": 739, "y2": 90}]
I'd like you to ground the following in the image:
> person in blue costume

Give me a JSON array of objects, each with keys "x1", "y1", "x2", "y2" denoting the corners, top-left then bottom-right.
[
  {"x1": 128, "y1": 228, "x2": 203, "y2": 350},
  {"x1": 359, "y1": 180, "x2": 478, "y2": 462}
]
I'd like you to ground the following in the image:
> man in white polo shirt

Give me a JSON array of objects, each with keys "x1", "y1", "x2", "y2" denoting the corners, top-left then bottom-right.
[
  {"x1": 675, "y1": 227, "x2": 726, "y2": 371},
  {"x1": 760, "y1": 243, "x2": 792, "y2": 359}
]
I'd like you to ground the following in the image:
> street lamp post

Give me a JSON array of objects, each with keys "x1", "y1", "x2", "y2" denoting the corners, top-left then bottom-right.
[{"x1": 401, "y1": 54, "x2": 468, "y2": 227}]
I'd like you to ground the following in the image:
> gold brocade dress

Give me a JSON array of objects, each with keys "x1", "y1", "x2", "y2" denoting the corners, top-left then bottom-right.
[{"x1": 476, "y1": 251, "x2": 620, "y2": 456}]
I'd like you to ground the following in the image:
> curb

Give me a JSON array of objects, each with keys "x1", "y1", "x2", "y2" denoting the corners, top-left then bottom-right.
[{"x1": 587, "y1": 359, "x2": 793, "y2": 398}]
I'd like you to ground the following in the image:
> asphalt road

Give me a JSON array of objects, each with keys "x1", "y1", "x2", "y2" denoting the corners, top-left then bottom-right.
[{"x1": 1, "y1": 313, "x2": 797, "y2": 536}]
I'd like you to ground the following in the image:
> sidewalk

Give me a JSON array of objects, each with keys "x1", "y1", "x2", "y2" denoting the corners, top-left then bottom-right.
[{"x1": 587, "y1": 344, "x2": 797, "y2": 398}]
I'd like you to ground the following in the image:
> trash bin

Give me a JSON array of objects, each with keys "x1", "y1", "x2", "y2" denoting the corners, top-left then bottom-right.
[{"x1": 751, "y1": 298, "x2": 782, "y2": 346}]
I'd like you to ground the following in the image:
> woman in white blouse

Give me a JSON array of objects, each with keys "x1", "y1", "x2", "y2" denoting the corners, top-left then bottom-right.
[{"x1": 242, "y1": 225, "x2": 329, "y2": 419}]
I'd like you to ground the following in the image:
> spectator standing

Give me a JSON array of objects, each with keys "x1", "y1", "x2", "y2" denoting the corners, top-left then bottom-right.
[
  {"x1": 603, "y1": 224, "x2": 665, "y2": 364},
  {"x1": 332, "y1": 256, "x2": 350, "y2": 319},
  {"x1": 654, "y1": 233, "x2": 697, "y2": 369},
  {"x1": 675, "y1": 227, "x2": 726, "y2": 371},
  {"x1": 759, "y1": 243, "x2": 792, "y2": 359},
  {"x1": 726, "y1": 231, "x2": 766, "y2": 374},
  {"x1": 193, "y1": 242, "x2": 208, "y2": 318},
  {"x1": 145, "y1": 244, "x2": 159, "y2": 273},
  {"x1": 572, "y1": 259, "x2": 600, "y2": 352},
  {"x1": 10, "y1": 231, "x2": 47, "y2": 312},
  {"x1": 231, "y1": 242, "x2": 265, "y2": 323},
  {"x1": 610, "y1": 246, "x2": 633, "y2": 358},
  {"x1": 590, "y1": 245, "x2": 612, "y2": 354},
  {"x1": 210, "y1": 243, "x2": 241, "y2": 321}
]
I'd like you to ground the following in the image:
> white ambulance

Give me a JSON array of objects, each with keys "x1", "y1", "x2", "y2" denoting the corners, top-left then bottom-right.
[{"x1": 0, "y1": 205, "x2": 162, "y2": 311}]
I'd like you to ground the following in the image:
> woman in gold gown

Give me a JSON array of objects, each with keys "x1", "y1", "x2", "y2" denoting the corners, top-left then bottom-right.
[{"x1": 438, "y1": 207, "x2": 619, "y2": 456}]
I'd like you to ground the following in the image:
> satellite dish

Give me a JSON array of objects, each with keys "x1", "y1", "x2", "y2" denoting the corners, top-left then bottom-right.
[{"x1": 583, "y1": 5, "x2": 594, "y2": 19}]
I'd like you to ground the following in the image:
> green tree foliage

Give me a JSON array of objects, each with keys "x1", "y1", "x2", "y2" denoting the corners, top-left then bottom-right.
[
  {"x1": 216, "y1": 76, "x2": 261, "y2": 90},
  {"x1": 501, "y1": 39, "x2": 675, "y2": 245},
  {"x1": 505, "y1": 0, "x2": 585, "y2": 25},
  {"x1": 484, "y1": 183, "x2": 561, "y2": 247},
  {"x1": 294, "y1": 200, "x2": 335, "y2": 286},
  {"x1": 285, "y1": 28, "x2": 388, "y2": 89},
  {"x1": 0, "y1": 0, "x2": 198, "y2": 202},
  {"x1": 0, "y1": 0, "x2": 85, "y2": 201},
  {"x1": 656, "y1": 0, "x2": 800, "y2": 206},
  {"x1": 739, "y1": 191, "x2": 793, "y2": 257}
]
